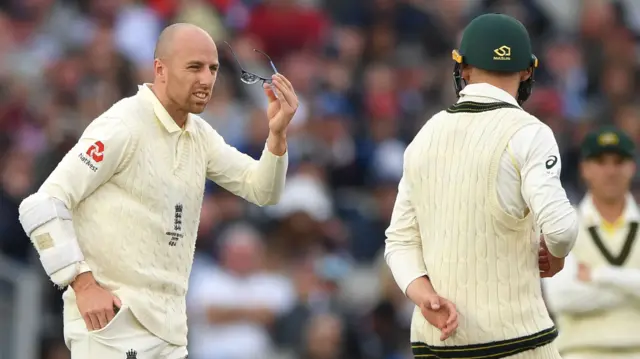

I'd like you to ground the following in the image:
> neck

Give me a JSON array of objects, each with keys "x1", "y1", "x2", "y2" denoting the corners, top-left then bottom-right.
[
  {"x1": 150, "y1": 83, "x2": 188, "y2": 127},
  {"x1": 469, "y1": 77, "x2": 519, "y2": 100},
  {"x1": 592, "y1": 195, "x2": 626, "y2": 223}
]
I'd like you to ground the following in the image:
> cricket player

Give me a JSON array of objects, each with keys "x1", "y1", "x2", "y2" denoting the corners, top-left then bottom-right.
[
  {"x1": 17, "y1": 23, "x2": 298, "y2": 358},
  {"x1": 543, "y1": 127, "x2": 640, "y2": 359},
  {"x1": 384, "y1": 13, "x2": 579, "y2": 359}
]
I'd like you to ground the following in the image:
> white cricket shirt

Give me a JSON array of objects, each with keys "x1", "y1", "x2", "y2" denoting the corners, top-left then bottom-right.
[
  {"x1": 39, "y1": 84, "x2": 288, "y2": 346},
  {"x1": 385, "y1": 83, "x2": 578, "y2": 294}
]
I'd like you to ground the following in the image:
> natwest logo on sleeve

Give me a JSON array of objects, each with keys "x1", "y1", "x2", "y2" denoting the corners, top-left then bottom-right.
[
  {"x1": 77, "y1": 140, "x2": 105, "y2": 172},
  {"x1": 86, "y1": 141, "x2": 105, "y2": 162}
]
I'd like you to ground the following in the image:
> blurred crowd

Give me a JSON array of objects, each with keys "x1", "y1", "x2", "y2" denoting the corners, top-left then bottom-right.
[{"x1": 1, "y1": 0, "x2": 640, "y2": 358}]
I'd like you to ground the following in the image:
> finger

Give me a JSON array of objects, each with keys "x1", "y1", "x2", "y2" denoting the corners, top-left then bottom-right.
[
  {"x1": 82, "y1": 314, "x2": 94, "y2": 331},
  {"x1": 428, "y1": 297, "x2": 440, "y2": 310},
  {"x1": 272, "y1": 78, "x2": 294, "y2": 106},
  {"x1": 276, "y1": 74, "x2": 294, "y2": 93},
  {"x1": 96, "y1": 310, "x2": 108, "y2": 329},
  {"x1": 441, "y1": 322, "x2": 458, "y2": 340},
  {"x1": 539, "y1": 263, "x2": 550, "y2": 271},
  {"x1": 446, "y1": 306, "x2": 458, "y2": 325},
  {"x1": 113, "y1": 296, "x2": 122, "y2": 308},
  {"x1": 105, "y1": 305, "x2": 115, "y2": 324},
  {"x1": 263, "y1": 83, "x2": 278, "y2": 102},
  {"x1": 272, "y1": 79, "x2": 297, "y2": 109},
  {"x1": 88, "y1": 313, "x2": 101, "y2": 331}
]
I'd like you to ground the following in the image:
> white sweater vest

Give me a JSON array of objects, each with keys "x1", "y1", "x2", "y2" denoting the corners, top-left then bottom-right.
[
  {"x1": 405, "y1": 102, "x2": 556, "y2": 355},
  {"x1": 555, "y1": 218, "x2": 640, "y2": 352}
]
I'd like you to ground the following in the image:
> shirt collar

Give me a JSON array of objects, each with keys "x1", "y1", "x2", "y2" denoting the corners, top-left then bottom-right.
[
  {"x1": 138, "y1": 84, "x2": 196, "y2": 133},
  {"x1": 458, "y1": 83, "x2": 521, "y2": 108},
  {"x1": 578, "y1": 193, "x2": 640, "y2": 227}
]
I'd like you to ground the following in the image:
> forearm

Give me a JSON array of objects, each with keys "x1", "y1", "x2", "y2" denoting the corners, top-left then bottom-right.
[
  {"x1": 517, "y1": 124, "x2": 579, "y2": 258},
  {"x1": 593, "y1": 266, "x2": 640, "y2": 298},
  {"x1": 19, "y1": 192, "x2": 88, "y2": 287},
  {"x1": 206, "y1": 306, "x2": 275, "y2": 325},
  {"x1": 247, "y1": 139, "x2": 288, "y2": 206},
  {"x1": 542, "y1": 210, "x2": 579, "y2": 258},
  {"x1": 544, "y1": 278, "x2": 624, "y2": 314},
  {"x1": 384, "y1": 236, "x2": 429, "y2": 295},
  {"x1": 209, "y1": 131, "x2": 289, "y2": 206},
  {"x1": 405, "y1": 276, "x2": 437, "y2": 307},
  {"x1": 266, "y1": 131, "x2": 287, "y2": 156},
  {"x1": 543, "y1": 255, "x2": 626, "y2": 314}
]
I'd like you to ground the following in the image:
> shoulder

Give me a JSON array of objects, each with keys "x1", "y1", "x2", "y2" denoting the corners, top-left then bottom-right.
[{"x1": 93, "y1": 94, "x2": 149, "y2": 138}]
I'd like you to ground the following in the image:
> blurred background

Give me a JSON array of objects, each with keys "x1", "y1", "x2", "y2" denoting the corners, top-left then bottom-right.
[{"x1": 1, "y1": 0, "x2": 640, "y2": 358}]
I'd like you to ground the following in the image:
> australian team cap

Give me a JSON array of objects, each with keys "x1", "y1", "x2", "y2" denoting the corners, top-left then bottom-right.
[{"x1": 454, "y1": 13, "x2": 537, "y2": 73}]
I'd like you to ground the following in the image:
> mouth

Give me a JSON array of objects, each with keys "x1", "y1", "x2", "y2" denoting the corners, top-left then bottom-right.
[{"x1": 192, "y1": 91, "x2": 209, "y2": 101}]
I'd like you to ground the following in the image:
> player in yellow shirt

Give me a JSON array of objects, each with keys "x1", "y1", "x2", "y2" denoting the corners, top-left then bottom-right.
[
  {"x1": 544, "y1": 127, "x2": 640, "y2": 359},
  {"x1": 18, "y1": 23, "x2": 298, "y2": 358}
]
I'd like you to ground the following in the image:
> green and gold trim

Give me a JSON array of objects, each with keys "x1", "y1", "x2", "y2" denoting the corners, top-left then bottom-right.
[
  {"x1": 411, "y1": 326, "x2": 557, "y2": 359},
  {"x1": 446, "y1": 101, "x2": 520, "y2": 114},
  {"x1": 588, "y1": 222, "x2": 638, "y2": 266}
]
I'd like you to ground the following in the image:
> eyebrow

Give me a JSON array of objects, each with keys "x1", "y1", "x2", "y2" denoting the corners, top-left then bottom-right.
[{"x1": 186, "y1": 61, "x2": 219, "y2": 69}]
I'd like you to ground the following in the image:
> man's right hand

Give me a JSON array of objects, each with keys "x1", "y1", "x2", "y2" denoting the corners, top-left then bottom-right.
[{"x1": 71, "y1": 272, "x2": 122, "y2": 331}]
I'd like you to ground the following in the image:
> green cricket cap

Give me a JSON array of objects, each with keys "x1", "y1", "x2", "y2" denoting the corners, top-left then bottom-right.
[
  {"x1": 453, "y1": 13, "x2": 536, "y2": 73},
  {"x1": 581, "y1": 126, "x2": 635, "y2": 159}
]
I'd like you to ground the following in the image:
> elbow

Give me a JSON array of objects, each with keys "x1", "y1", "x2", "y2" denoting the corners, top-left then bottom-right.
[
  {"x1": 544, "y1": 214, "x2": 579, "y2": 258},
  {"x1": 254, "y1": 189, "x2": 282, "y2": 207}
]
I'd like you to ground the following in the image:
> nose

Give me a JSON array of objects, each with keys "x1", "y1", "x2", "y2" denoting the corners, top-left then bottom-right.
[{"x1": 198, "y1": 69, "x2": 215, "y2": 87}]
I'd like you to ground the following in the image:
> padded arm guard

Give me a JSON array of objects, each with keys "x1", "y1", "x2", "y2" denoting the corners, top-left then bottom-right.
[{"x1": 19, "y1": 193, "x2": 85, "y2": 285}]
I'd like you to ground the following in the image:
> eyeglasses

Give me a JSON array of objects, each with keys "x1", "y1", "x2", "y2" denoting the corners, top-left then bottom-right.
[{"x1": 224, "y1": 41, "x2": 278, "y2": 85}]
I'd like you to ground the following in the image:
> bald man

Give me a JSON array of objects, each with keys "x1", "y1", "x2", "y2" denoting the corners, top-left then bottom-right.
[{"x1": 18, "y1": 23, "x2": 297, "y2": 358}]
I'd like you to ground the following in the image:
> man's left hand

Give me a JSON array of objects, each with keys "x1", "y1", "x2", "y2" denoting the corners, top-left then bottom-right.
[
  {"x1": 264, "y1": 74, "x2": 298, "y2": 135},
  {"x1": 539, "y1": 238, "x2": 565, "y2": 278}
]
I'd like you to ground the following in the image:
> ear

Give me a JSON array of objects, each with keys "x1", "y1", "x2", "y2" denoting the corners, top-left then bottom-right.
[
  {"x1": 580, "y1": 161, "x2": 590, "y2": 182},
  {"x1": 461, "y1": 65, "x2": 472, "y2": 82},
  {"x1": 624, "y1": 160, "x2": 636, "y2": 179},
  {"x1": 520, "y1": 68, "x2": 532, "y2": 82},
  {"x1": 154, "y1": 59, "x2": 165, "y2": 80}
]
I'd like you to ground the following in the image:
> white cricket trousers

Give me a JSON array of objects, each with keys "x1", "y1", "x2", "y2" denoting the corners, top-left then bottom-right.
[{"x1": 64, "y1": 306, "x2": 188, "y2": 359}]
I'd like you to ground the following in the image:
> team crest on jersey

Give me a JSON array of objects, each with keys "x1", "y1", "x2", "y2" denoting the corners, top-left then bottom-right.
[
  {"x1": 77, "y1": 140, "x2": 104, "y2": 172},
  {"x1": 126, "y1": 349, "x2": 137, "y2": 358}
]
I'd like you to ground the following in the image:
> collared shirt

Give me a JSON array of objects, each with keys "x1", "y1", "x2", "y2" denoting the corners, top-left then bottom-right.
[
  {"x1": 543, "y1": 193, "x2": 640, "y2": 315},
  {"x1": 385, "y1": 83, "x2": 578, "y2": 293},
  {"x1": 37, "y1": 83, "x2": 288, "y2": 345}
]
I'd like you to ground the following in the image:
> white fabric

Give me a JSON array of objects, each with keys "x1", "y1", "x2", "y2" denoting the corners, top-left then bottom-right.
[
  {"x1": 385, "y1": 83, "x2": 579, "y2": 293},
  {"x1": 64, "y1": 306, "x2": 187, "y2": 359},
  {"x1": 20, "y1": 83, "x2": 288, "y2": 346},
  {"x1": 187, "y1": 262, "x2": 296, "y2": 359},
  {"x1": 19, "y1": 193, "x2": 72, "y2": 235},
  {"x1": 19, "y1": 193, "x2": 84, "y2": 279}
]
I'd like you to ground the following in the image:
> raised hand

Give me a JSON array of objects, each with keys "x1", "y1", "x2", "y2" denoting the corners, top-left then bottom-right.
[{"x1": 263, "y1": 74, "x2": 299, "y2": 135}]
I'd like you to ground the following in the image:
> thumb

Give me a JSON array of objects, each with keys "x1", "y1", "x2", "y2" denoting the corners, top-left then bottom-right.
[
  {"x1": 263, "y1": 83, "x2": 278, "y2": 102},
  {"x1": 113, "y1": 295, "x2": 122, "y2": 308},
  {"x1": 427, "y1": 296, "x2": 440, "y2": 310}
]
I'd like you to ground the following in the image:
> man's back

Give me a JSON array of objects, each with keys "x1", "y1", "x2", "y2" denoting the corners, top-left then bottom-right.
[{"x1": 404, "y1": 100, "x2": 555, "y2": 345}]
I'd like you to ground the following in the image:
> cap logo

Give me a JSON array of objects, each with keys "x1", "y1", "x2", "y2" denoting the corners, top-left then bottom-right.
[
  {"x1": 597, "y1": 132, "x2": 619, "y2": 146},
  {"x1": 493, "y1": 45, "x2": 511, "y2": 60}
]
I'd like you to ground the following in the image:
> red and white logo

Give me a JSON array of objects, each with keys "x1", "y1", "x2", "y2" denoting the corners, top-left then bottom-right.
[{"x1": 86, "y1": 141, "x2": 105, "y2": 163}]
